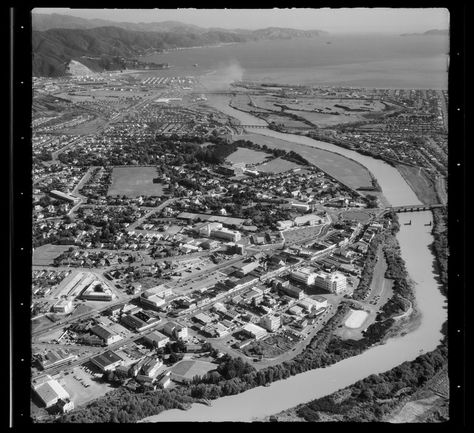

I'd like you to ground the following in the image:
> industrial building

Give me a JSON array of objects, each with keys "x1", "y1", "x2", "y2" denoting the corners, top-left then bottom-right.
[
  {"x1": 120, "y1": 310, "x2": 161, "y2": 332},
  {"x1": 52, "y1": 299, "x2": 73, "y2": 314},
  {"x1": 49, "y1": 189, "x2": 81, "y2": 204},
  {"x1": 90, "y1": 324, "x2": 122, "y2": 346},
  {"x1": 242, "y1": 323, "x2": 267, "y2": 340},
  {"x1": 80, "y1": 280, "x2": 113, "y2": 301},
  {"x1": 143, "y1": 331, "x2": 170, "y2": 349},
  {"x1": 91, "y1": 350, "x2": 123, "y2": 372},
  {"x1": 32, "y1": 375, "x2": 71, "y2": 408},
  {"x1": 162, "y1": 321, "x2": 188, "y2": 340},
  {"x1": 140, "y1": 291, "x2": 166, "y2": 310}
]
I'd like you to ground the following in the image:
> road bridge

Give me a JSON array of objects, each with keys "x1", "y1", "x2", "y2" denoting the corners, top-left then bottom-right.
[{"x1": 384, "y1": 204, "x2": 445, "y2": 213}]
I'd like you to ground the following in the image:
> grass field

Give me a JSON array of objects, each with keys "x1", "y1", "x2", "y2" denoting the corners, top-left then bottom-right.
[
  {"x1": 235, "y1": 133, "x2": 373, "y2": 190},
  {"x1": 33, "y1": 244, "x2": 73, "y2": 266},
  {"x1": 396, "y1": 164, "x2": 440, "y2": 205},
  {"x1": 226, "y1": 147, "x2": 271, "y2": 165},
  {"x1": 344, "y1": 309, "x2": 369, "y2": 328},
  {"x1": 257, "y1": 157, "x2": 302, "y2": 174},
  {"x1": 107, "y1": 167, "x2": 164, "y2": 197},
  {"x1": 171, "y1": 360, "x2": 217, "y2": 380},
  {"x1": 340, "y1": 210, "x2": 372, "y2": 223}
]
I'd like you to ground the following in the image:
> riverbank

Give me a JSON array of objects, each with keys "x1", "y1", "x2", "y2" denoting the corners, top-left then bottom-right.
[{"x1": 261, "y1": 209, "x2": 448, "y2": 423}]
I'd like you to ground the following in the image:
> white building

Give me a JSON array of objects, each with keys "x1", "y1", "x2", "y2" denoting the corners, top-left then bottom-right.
[
  {"x1": 90, "y1": 324, "x2": 122, "y2": 346},
  {"x1": 314, "y1": 271, "x2": 347, "y2": 294},
  {"x1": 211, "y1": 227, "x2": 241, "y2": 242},
  {"x1": 162, "y1": 321, "x2": 188, "y2": 340},
  {"x1": 242, "y1": 323, "x2": 267, "y2": 340},
  {"x1": 52, "y1": 299, "x2": 73, "y2": 314},
  {"x1": 198, "y1": 222, "x2": 223, "y2": 237},
  {"x1": 297, "y1": 296, "x2": 328, "y2": 313},
  {"x1": 291, "y1": 202, "x2": 310, "y2": 212},
  {"x1": 33, "y1": 377, "x2": 70, "y2": 408},
  {"x1": 260, "y1": 315, "x2": 281, "y2": 332},
  {"x1": 290, "y1": 267, "x2": 316, "y2": 286},
  {"x1": 140, "y1": 292, "x2": 166, "y2": 310}
]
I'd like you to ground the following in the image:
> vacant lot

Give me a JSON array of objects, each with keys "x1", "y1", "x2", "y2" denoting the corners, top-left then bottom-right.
[
  {"x1": 226, "y1": 147, "x2": 271, "y2": 165},
  {"x1": 33, "y1": 244, "x2": 73, "y2": 266},
  {"x1": 282, "y1": 225, "x2": 324, "y2": 244},
  {"x1": 396, "y1": 164, "x2": 440, "y2": 205},
  {"x1": 257, "y1": 157, "x2": 302, "y2": 174},
  {"x1": 108, "y1": 167, "x2": 164, "y2": 197}
]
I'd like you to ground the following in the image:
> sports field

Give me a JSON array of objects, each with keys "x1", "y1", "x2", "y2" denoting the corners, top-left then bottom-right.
[
  {"x1": 235, "y1": 133, "x2": 373, "y2": 190},
  {"x1": 226, "y1": 147, "x2": 271, "y2": 165},
  {"x1": 107, "y1": 167, "x2": 164, "y2": 197},
  {"x1": 171, "y1": 360, "x2": 217, "y2": 380},
  {"x1": 33, "y1": 244, "x2": 74, "y2": 266},
  {"x1": 257, "y1": 157, "x2": 302, "y2": 174},
  {"x1": 344, "y1": 309, "x2": 369, "y2": 329}
]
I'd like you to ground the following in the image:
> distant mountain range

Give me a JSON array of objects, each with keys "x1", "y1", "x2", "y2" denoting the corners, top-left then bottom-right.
[
  {"x1": 400, "y1": 29, "x2": 449, "y2": 36},
  {"x1": 32, "y1": 13, "x2": 327, "y2": 76}
]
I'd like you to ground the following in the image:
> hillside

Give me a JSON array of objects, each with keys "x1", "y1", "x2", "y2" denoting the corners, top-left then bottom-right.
[
  {"x1": 32, "y1": 26, "x2": 249, "y2": 77},
  {"x1": 32, "y1": 25, "x2": 325, "y2": 77},
  {"x1": 401, "y1": 29, "x2": 449, "y2": 36}
]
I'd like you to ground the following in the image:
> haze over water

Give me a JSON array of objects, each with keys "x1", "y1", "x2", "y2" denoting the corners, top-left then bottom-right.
[{"x1": 141, "y1": 34, "x2": 449, "y2": 89}]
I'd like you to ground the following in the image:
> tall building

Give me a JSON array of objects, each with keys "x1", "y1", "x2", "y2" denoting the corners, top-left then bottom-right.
[
  {"x1": 260, "y1": 315, "x2": 281, "y2": 332},
  {"x1": 290, "y1": 267, "x2": 316, "y2": 286},
  {"x1": 314, "y1": 271, "x2": 347, "y2": 294},
  {"x1": 211, "y1": 227, "x2": 242, "y2": 242}
]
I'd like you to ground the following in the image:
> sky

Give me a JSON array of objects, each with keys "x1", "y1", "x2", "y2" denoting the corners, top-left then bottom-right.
[{"x1": 33, "y1": 8, "x2": 449, "y2": 34}]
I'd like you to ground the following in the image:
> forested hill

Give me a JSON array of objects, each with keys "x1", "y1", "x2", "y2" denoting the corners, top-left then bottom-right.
[{"x1": 32, "y1": 23, "x2": 326, "y2": 77}]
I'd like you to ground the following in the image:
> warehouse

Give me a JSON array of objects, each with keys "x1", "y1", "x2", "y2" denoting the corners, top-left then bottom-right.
[
  {"x1": 143, "y1": 331, "x2": 170, "y2": 349},
  {"x1": 33, "y1": 376, "x2": 70, "y2": 408},
  {"x1": 242, "y1": 323, "x2": 267, "y2": 340},
  {"x1": 91, "y1": 350, "x2": 123, "y2": 372}
]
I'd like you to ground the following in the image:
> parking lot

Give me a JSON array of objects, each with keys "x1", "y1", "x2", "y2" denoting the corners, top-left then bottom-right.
[{"x1": 57, "y1": 365, "x2": 113, "y2": 407}]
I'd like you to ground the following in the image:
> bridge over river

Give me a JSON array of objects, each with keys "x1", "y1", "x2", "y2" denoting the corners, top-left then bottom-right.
[{"x1": 385, "y1": 204, "x2": 445, "y2": 213}]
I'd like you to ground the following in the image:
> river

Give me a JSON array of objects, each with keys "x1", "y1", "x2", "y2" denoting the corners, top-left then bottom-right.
[{"x1": 140, "y1": 101, "x2": 446, "y2": 423}]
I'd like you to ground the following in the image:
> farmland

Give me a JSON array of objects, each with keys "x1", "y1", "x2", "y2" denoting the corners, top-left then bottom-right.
[{"x1": 107, "y1": 166, "x2": 164, "y2": 197}]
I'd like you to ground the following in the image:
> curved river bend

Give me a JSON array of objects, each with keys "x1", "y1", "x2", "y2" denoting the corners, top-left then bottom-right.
[{"x1": 140, "y1": 103, "x2": 447, "y2": 422}]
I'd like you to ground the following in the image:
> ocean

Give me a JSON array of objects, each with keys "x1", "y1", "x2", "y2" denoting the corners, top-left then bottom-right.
[{"x1": 139, "y1": 34, "x2": 449, "y2": 89}]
